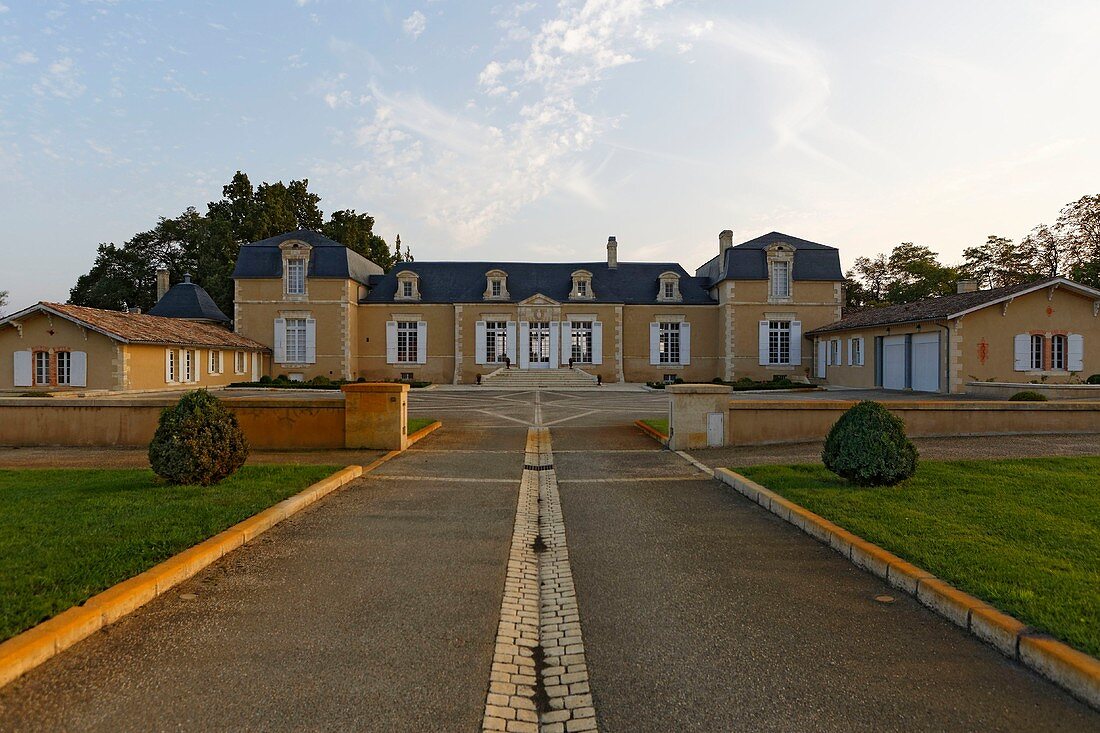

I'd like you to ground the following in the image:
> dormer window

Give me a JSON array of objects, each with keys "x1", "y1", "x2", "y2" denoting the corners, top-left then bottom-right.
[
  {"x1": 657, "y1": 272, "x2": 682, "y2": 303},
  {"x1": 396, "y1": 271, "x2": 420, "y2": 301},
  {"x1": 279, "y1": 240, "x2": 312, "y2": 299},
  {"x1": 569, "y1": 270, "x2": 594, "y2": 300},
  {"x1": 766, "y1": 243, "x2": 794, "y2": 302},
  {"x1": 484, "y1": 269, "x2": 509, "y2": 300}
]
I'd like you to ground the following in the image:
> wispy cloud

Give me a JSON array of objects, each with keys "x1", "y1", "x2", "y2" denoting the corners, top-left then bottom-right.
[
  {"x1": 14, "y1": 51, "x2": 38, "y2": 65},
  {"x1": 403, "y1": 11, "x2": 426, "y2": 40},
  {"x1": 33, "y1": 57, "x2": 86, "y2": 99}
]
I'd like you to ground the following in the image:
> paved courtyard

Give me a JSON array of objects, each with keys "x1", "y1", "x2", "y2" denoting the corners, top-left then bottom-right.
[{"x1": 0, "y1": 389, "x2": 1097, "y2": 730}]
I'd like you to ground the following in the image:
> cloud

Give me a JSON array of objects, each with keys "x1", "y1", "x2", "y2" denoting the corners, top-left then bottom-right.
[
  {"x1": 0, "y1": 3, "x2": 9, "y2": 13},
  {"x1": 33, "y1": 57, "x2": 86, "y2": 99},
  {"x1": 15, "y1": 51, "x2": 38, "y2": 64},
  {"x1": 403, "y1": 11, "x2": 426, "y2": 40}
]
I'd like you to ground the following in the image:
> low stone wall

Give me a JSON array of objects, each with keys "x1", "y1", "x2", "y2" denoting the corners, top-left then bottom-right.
[
  {"x1": 965, "y1": 382, "x2": 1100, "y2": 400},
  {"x1": 0, "y1": 396, "x2": 347, "y2": 449},
  {"x1": 726, "y1": 400, "x2": 1100, "y2": 446}
]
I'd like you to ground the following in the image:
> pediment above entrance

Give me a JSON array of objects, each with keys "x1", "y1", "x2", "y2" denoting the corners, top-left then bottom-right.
[{"x1": 518, "y1": 293, "x2": 560, "y2": 306}]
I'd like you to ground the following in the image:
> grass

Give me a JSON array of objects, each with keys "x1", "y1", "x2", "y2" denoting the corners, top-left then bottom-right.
[
  {"x1": 735, "y1": 458, "x2": 1100, "y2": 657},
  {"x1": 0, "y1": 465, "x2": 339, "y2": 643},
  {"x1": 407, "y1": 417, "x2": 437, "y2": 435},
  {"x1": 641, "y1": 418, "x2": 669, "y2": 436}
]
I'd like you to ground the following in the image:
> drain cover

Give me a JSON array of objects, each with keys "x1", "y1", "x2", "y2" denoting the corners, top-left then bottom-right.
[
  {"x1": 180, "y1": 593, "x2": 198, "y2": 600},
  {"x1": 874, "y1": 594, "x2": 895, "y2": 604}
]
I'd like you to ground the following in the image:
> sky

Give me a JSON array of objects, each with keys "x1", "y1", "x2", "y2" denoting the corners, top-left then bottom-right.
[{"x1": 2, "y1": 0, "x2": 1099, "y2": 308}]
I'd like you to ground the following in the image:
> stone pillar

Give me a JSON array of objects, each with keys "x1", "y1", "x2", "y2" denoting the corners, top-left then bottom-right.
[
  {"x1": 341, "y1": 382, "x2": 409, "y2": 450},
  {"x1": 666, "y1": 383, "x2": 733, "y2": 450}
]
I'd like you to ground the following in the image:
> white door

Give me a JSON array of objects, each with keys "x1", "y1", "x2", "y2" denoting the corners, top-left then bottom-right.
[
  {"x1": 816, "y1": 339, "x2": 827, "y2": 379},
  {"x1": 911, "y1": 333, "x2": 940, "y2": 392},
  {"x1": 527, "y1": 322, "x2": 552, "y2": 369},
  {"x1": 706, "y1": 412, "x2": 724, "y2": 448},
  {"x1": 882, "y1": 335, "x2": 907, "y2": 390}
]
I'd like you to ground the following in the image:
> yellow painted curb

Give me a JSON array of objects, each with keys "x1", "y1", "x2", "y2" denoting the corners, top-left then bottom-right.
[
  {"x1": 407, "y1": 420, "x2": 442, "y2": 448},
  {"x1": 712, "y1": 467, "x2": 1100, "y2": 710},
  {"x1": 634, "y1": 419, "x2": 669, "y2": 446},
  {"x1": 0, "y1": 463, "x2": 366, "y2": 690}
]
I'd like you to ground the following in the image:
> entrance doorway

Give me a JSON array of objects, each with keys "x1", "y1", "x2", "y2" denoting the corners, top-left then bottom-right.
[{"x1": 528, "y1": 322, "x2": 552, "y2": 368}]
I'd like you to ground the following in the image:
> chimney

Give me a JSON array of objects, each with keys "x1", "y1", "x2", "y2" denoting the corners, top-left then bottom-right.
[
  {"x1": 156, "y1": 269, "x2": 170, "y2": 302},
  {"x1": 183, "y1": 273, "x2": 192, "y2": 284},
  {"x1": 607, "y1": 236, "x2": 618, "y2": 269},
  {"x1": 956, "y1": 279, "x2": 979, "y2": 294},
  {"x1": 719, "y1": 229, "x2": 734, "y2": 255}
]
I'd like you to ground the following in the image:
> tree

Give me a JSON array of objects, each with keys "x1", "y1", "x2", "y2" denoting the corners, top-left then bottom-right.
[
  {"x1": 69, "y1": 171, "x2": 396, "y2": 316},
  {"x1": 0, "y1": 289, "x2": 8, "y2": 315},
  {"x1": 961, "y1": 235, "x2": 1036, "y2": 289},
  {"x1": 883, "y1": 243, "x2": 959, "y2": 304},
  {"x1": 846, "y1": 254, "x2": 890, "y2": 307},
  {"x1": 1058, "y1": 194, "x2": 1100, "y2": 288}
]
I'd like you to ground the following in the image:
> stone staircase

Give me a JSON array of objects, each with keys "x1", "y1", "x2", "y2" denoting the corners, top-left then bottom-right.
[{"x1": 480, "y1": 367, "x2": 599, "y2": 388}]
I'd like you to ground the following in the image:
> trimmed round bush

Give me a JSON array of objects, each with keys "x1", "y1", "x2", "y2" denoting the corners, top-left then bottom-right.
[
  {"x1": 148, "y1": 390, "x2": 249, "y2": 485},
  {"x1": 1086, "y1": 374, "x2": 1100, "y2": 385},
  {"x1": 258, "y1": 375, "x2": 273, "y2": 385},
  {"x1": 310, "y1": 375, "x2": 332, "y2": 386},
  {"x1": 822, "y1": 400, "x2": 918, "y2": 486},
  {"x1": 1010, "y1": 390, "x2": 1048, "y2": 401}
]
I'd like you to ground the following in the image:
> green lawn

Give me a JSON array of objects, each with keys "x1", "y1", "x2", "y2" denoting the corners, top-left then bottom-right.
[
  {"x1": 0, "y1": 465, "x2": 338, "y2": 642},
  {"x1": 735, "y1": 458, "x2": 1100, "y2": 657},
  {"x1": 641, "y1": 418, "x2": 668, "y2": 436},
  {"x1": 408, "y1": 417, "x2": 437, "y2": 434}
]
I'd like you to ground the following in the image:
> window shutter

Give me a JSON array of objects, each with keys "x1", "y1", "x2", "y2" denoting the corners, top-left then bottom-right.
[
  {"x1": 790, "y1": 321, "x2": 802, "y2": 365},
  {"x1": 835, "y1": 339, "x2": 843, "y2": 366},
  {"x1": 1013, "y1": 333, "x2": 1029, "y2": 371},
  {"x1": 758, "y1": 321, "x2": 769, "y2": 365},
  {"x1": 251, "y1": 352, "x2": 260, "y2": 381},
  {"x1": 560, "y1": 322, "x2": 571, "y2": 362},
  {"x1": 506, "y1": 321, "x2": 518, "y2": 363},
  {"x1": 548, "y1": 321, "x2": 560, "y2": 367},
  {"x1": 519, "y1": 322, "x2": 530, "y2": 369},
  {"x1": 1068, "y1": 333, "x2": 1084, "y2": 372},
  {"x1": 475, "y1": 321, "x2": 487, "y2": 365},
  {"x1": 274, "y1": 318, "x2": 287, "y2": 363},
  {"x1": 71, "y1": 351, "x2": 87, "y2": 387},
  {"x1": 649, "y1": 322, "x2": 660, "y2": 365},
  {"x1": 305, "y1": 318, "x2": 317, "y2": 363},
  {"x1": 13, "y1": 350, "x2": 31, "y2": 387},
  {"x1": 195, "y1": 350, "x2": 203, "y2": 381},
  {"x1": 847, "y1": 339, "x2": 853, "y2": 366},
  {"x1": 858, "y1": 337, "x2": 865, "y2": 366},
  {"x1": 416, "y1": 321, "x2": 427, "y2": 364},
  {"x1": 164, "y1": 349, "x2": 172, "y2": 383},
  {"x1": 680, "y1": 322, "x2": 691, "y2": 365},
  {"x1": 591, "y1": 321, "x2": 603, "y2": 365},
  {"x1": 385, "y1": 321, "x2": 398, "y2": 364}
]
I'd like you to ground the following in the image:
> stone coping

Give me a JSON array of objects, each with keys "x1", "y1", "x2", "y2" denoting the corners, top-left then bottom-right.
[
  {"x1": 340, "y1": 382, "x2": 409, "y2": 394},
  {"x1": 0, "y1": 397, "x2": 344, "y2": 408},
  {"x1": 729, "y1": 400, "x2": 1100, "y2": 411},
  {"x1": 967, "y1": 382, "x2": 1100, "y2": 390}
]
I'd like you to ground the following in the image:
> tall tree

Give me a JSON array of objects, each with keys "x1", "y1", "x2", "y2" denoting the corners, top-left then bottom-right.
[
  {"x1": 322, "y1": 209, "x2": 398, "y2": 270},
  {"x1": 961, "y1": 235, "x2": 1035, "y2": 288},
  {"x1": 1058, "y1": 194, "x2": 1100, "y2": 287},
  {"x1": 884, "y1": 243, "x2": 959, "y2": 304},
  {"x1": 845, "y1": 254, "x2": 890, "y2": 308}
]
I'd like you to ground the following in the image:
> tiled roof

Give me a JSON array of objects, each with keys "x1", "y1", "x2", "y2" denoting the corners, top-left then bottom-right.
[
  {"x1": 805, "y1": 277, "x2": 1092, "y2": 335},
  {"x1": 24, "y1": 303, "x2": 269, "y2": 350},
  {"x1": 147, "y1": 277, "x2": 230, "y2": 323},
  {"x1": 232, "y1": 229, "x2": 383, "y2": 285},
  {"x1": 361, "y1": 261, "x2": 716, "y2": 305},
  {"x1": 695, "y1": 231, "x2": 844, "y2": 284}
]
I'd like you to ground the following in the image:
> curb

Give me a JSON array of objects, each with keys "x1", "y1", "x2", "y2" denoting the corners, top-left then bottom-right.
[
  {"x1": 713, "y1": 467, "x2": 1100, "y2": 710},
  {"x1": 634, "y1": 419, "x2": 669, "y2": 446},
  {"x1": 406, "y1": 420, "x2": 442, "y2": 447},
  {"x1": 0, "y1": 458, "x2": 397, "y2": 691}
]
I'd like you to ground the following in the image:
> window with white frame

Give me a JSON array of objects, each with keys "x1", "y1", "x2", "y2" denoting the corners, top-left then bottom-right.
[
  {"x1": 485, "y1": 321, "x2": 508, "y2": 363},
  {"x1": 771, "y1": 260, "x2": 791, "y2": 299},
  {"x1": 167, "y1": 349, "x2": 177, "y2": 382},
  {"x1": 396, "y1": 272, "x2": 420, "y2": 301},
  {"x1": 1052, "y1": 335, "x2": 1067, "y2": 370},
  {"x1": 286, "y1": 258, "x2": 306, "y2": 295},
  {"x1": 830, "y1": 339, "x2": 841, "y2": 366},
  {"x1": 402, "y1": 280, "x2": 414, "y2": 298},
  {"x1": 1030, "y1": 334, "x2": 1044, "y2": 370},
  {"x1": 56, "y1": 351, "x2": 71, "y2": 385},
  {"x1": 183, "y1": 350, "x2": 194, "y2": 382},
  {"x1": 34, "y1": 351, "x2": 50, "y2": 385},
  {"x1": 286, "y1": 318, "x2": 308, "y2": 363},
  {"x1": 571, "y1": 321, "x2": 593, "y2": 363},
  {"x1": 491, "y1": 279, "x2": 502, "y2": 297},
  {"x1": 209, "y1": 350, "x2": 222, "y2": 374},
  {"x1": 659, "y1": 322, "x2": 681, "y2": 364},
  {"x1": 397, "y1": 321, "x2": 419, "y2": 363},
  {"x1": 577, "y1": 281, "x2": 587, "y2": 297},
  {"x1": 768, "y1": 321, "x2": 792, "y2": 365},
  {"x1": 852, "y1": 337, "x2": 863, "y2": 366},
  {"x1": 663, "y1": 281, "x2": 674, "y2": 299},
  {"x1": 235, "y1": 351, "x2": 246, "y2": 374}
]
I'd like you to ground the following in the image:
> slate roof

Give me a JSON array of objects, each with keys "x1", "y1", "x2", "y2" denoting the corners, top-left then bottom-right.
[
  {"x1": 806, "y1": 277, "x2": 1097, "y2": 335},
  {"x1": 695, "y1": 231, "x2": 844, "y2": 284},
  {"x1": 1, "y1": 302, "x2": 269, "y2": 350},
  {"x1": 362, "y1": 262, "x2": 716, "y2": 305},
  {"x1": 147, "y1": 276, "x2": 230, "y2": 323},
  {"x1": 232, "y1": 230, "x2": 383, "y2": 285}
]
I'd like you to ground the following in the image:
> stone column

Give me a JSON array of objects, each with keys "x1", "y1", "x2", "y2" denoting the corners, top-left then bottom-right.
[
  {"x1": 341, "y1": 382, "x2": 409, "y2": 450},
  {"x1": 666, "y1": 383, "x2": 733, "y2": 450}
]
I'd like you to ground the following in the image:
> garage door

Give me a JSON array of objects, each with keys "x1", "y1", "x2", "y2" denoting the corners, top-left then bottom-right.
[
  {"x1": 882, "y1": 335, "x2": 907, "y2": 390},
  {"x1": 911, "y1": 332, "x2": 940, "y2": 392}
]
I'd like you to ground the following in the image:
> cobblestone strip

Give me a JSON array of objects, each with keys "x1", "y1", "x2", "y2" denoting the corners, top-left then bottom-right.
[
  {"x1": 481, "y1": 430, "x2": 542, "y2": 733},
  {"x1": 482, "y1": 428, "x2": 598, "y2": 732},
  {"x1": 537, "y1": 428, "x2": 598, "y2": 733}
]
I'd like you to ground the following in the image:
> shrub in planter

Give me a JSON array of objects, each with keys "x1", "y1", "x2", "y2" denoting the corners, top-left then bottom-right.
[
  {"x1": 1010, "y1": 390, "x2": 1048, "y2": 401},
  {"x1": 311, "y1": 375, "x2": 332, "y2": 386},
  {"x1": 1087, "y1": 374, "x2": 1100, "y2": 385},
  {"x1": 258, "y1": 375, "x2": 273, "y2": 385},
  {"x1": 148, "y1": 390, "x2": 249, "y2": 486},
  {"x1": 822, "y1": 400, "x2": 918, "y2": 486}
]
